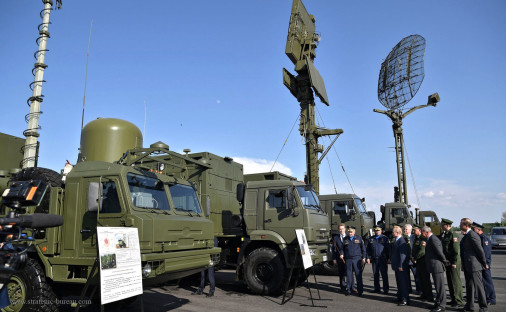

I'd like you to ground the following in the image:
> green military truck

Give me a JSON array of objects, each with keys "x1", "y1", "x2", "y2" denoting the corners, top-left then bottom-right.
[
  {"x1": 0, "y1": 133, "x2": 25, "y2": 195},
  {"x1": 378, "y1": 202, "x2": 440, "y2": 236},
  {"x1": 1, "y1": 118, "x2": 220, "y2": 311},
  {"x1": 319, "y1": 194, "x2": 375, "y2": 237},
  {"x1": 163, "y1": 152, "x2": 330, "y2": 295}
]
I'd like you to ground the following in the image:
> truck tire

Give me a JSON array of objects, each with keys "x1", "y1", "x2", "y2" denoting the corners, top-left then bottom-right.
[
  {"x1": 316, "y1": 261, "x2": 339, "y2": 276},
  {"x1": 3, "y1": 258, "x2": 58, "y2": 312},
  {"x1": 243, "y1": 248, "x2": 284, "y2": 295},
  {"x1": 10, "y1": 167, "x2": 62, "y2": 214}
]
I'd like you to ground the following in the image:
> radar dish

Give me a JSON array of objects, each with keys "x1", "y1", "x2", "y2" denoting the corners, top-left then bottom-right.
[{"x1": 378, "y1": 34, "x2": 426, "y2": 110}]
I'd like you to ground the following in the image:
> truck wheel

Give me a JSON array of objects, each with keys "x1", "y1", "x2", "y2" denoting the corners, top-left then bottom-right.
[
  {"x1": 317, "y1": 261, "x2": 339, "y2": 276},
  {"x1": 10, "y1": 167, "x2": 62, "y2": 214},
  {"x1": 3, "y1": 258, "x2": 58, "y2": 312},
  {"x1": 243, "y1": 248, "x2": 284, "y2": 295}
]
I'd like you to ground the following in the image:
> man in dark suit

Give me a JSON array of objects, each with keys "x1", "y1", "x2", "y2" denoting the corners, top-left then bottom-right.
[
  {"x1": 404, "y1": 224, "x2": 419, "y2": 294},
  {"x1": 391, "y1": 226, "x2": 409, "y2": 306},
  {"x1": 422, "y1": 226, "x2": 447, "y2": 312},
  {"x1": 460, "y1": 218, "x2": 488, "y2": 312},
  {"x1": 332, "y1": 223, "x2": 348, "y2": 293}
]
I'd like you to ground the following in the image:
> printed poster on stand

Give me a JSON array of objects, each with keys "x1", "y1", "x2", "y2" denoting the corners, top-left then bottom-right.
[
  {"x1": 295, "y1": 229, "x2": 313, "y2": 269},
  {"x1": 97, "y1": 227, "x2": 143, "y2": 304}
]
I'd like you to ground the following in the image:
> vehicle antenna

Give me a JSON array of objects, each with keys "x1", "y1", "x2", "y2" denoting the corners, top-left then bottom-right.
[
  {"x1": 22, "y1": 0, "x2": 62, "y2": 168},
  {"x1": 373, "y1": 34, "x2": 440, "y2": 205},
  {"x1": 81, "y1": 19, "x2": 93, "y2": 131}
]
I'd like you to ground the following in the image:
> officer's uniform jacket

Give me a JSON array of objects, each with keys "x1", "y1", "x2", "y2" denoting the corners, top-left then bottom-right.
[
  {"x1": 341, "y1": 235, "x2": 366, "y2": 259},
  {"x1": 439, "y1": 230, "x2": 461, "y2": 266},
  {"x1": 412, "y1": 234, "x2": 427, "y2": 263},
  {"x1": 367, "y1": 234, "x2": 390, "y2": 261}
]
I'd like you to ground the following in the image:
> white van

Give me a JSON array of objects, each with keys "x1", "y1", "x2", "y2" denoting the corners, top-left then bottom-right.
[{"x1": 490, "y1": 227, "x2": 506, "y2": 249}]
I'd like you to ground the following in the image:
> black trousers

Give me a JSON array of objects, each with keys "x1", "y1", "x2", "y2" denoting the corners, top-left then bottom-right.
[
  {"x1": 464, "y1": 269, "x2": 487, "y2": 309},
  {"x1": 430, "y1": 271, "x2": 446, "y2": 308}
]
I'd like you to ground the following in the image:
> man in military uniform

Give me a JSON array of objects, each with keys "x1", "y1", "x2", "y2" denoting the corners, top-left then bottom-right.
[
  {"x1": 339, "y1": 226, "x2": 366, "y2": 296},
  {"x1": 473, "y1": 223, "x2": 496, "y2": 305},
  {"x1": 411, "y1": 224, "x2": 434, "y2": 302},
  {"x1": 439, "y1": 218, "x2": 464, "y2": 307},
  {"x1": 366, "y1": 226, "x2": 390, "y2": 294}
]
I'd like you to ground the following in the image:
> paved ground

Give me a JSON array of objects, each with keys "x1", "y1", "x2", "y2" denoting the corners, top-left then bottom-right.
[{"x1": 88, "y1": 249, "x2": 506, "y2": 312}]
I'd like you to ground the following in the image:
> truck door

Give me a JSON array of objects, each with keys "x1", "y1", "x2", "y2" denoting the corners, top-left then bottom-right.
[
  {"x1": 79, "y1": 177, "x2": 126, "y2": 258},
  {"x1": 263, "y1": 188, "x2": 301, "y2": 244},
  {"x1": 420, "y1": 211, "x2": 441, "y2": 236}
]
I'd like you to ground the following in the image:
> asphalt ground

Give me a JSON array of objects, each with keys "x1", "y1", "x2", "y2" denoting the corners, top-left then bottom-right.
[{"x1": 84, "y1": 249, "x2": 506, "y2": 312}]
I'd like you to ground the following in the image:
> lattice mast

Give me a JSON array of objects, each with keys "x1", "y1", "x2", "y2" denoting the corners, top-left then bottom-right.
[
  {"x1": 283, "y1": 0, "x2": 343, "y2": 194},
  {"x1": 374, "y1": 35, "x2": 440, "y2": 204},
  {"x1": 22, "y1": 0, "x2": 62, "y2": 168}
]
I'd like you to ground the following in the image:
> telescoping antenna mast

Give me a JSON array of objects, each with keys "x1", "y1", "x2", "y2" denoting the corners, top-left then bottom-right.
[
  {"x1": 22, "y1": 0, "x2": 62, "y2": 168},
  {"x1": 373, "y1": 34, "x2": 440, "y2": 205},
  {"x1": 282, "y1": 0, "x2": 343, "y2": 194}
]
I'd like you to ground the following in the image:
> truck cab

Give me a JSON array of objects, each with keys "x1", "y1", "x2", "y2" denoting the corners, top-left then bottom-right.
[
  {"x1": 319, "y1": 194, "x2": 375, "y2": 238},
  {"x1": 378, "y1": 202, "x2": 414, "y2": 236}
]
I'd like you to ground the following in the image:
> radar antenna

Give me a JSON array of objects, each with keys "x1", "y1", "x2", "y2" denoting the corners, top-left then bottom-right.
[
  {"x1": 373, "y1": 34, "x2": 440, "y2": 204},
  {"x1": 22, "y1": 0, "x2": 62, "y2": 168},
  {"x1": 282, "y1": 0, "x2": 343, "y2": 194}
]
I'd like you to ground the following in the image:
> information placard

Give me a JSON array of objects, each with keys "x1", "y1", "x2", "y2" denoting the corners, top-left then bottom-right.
[
  {"x1": 97, "y1": 227, "x2": 143, "y2": 304},
  {"x1": 295, "y1": 229, "x2": 313, "y2": 269}
]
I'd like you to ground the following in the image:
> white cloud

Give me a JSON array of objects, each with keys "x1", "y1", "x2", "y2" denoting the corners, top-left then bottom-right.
[
  {"x1": 423, "y1": 191, "x2": 435, "y2": 198},
  {"x1": 216, "y1": 100, "x2": 221, "y2": 104},
  {"x1": 496, "y1": 192, "x2": 506, "y2": 200},
  {"x1": 232, "y1": 157, "x2": 293, "y2": 176}
]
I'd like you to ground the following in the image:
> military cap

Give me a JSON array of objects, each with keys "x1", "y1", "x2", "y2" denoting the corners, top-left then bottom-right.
[
  {"x1": 373, "y1": 225, "x2": 382, "y2": 231},
  {"x1": 412, "y1": 224, "x2": 421, "y2": 229},
  {"x1": 441, "y1": 218, "x2": 453, "y2": 225},
  {"x1": 347, "y1": 226, "x2": 356, "y2": 231},
  {"x1": 472, "y1": 222, "x2": 484, "y2": 229}
]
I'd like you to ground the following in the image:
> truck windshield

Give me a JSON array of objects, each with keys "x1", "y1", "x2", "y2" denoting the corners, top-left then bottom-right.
[
  {"x1": 354, "y1": 198, "x2": 367, "y2": 214},
  {"x1": 168, "y1": 184, "x2": 202, "y2": 213},
  {"x1": 296, "y1": 186, "x2": 321, "y2": 210},
  {"x1": 127, "y1": 173, "x2": 170, "y2": 210}
]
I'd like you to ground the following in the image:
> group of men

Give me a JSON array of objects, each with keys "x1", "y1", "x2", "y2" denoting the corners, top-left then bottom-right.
[{"x1": 332, "y1": 218, "x2": 496, "y2": 312}]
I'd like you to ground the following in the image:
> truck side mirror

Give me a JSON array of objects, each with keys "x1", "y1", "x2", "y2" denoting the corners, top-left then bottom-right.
[
  {"x1": 236, "y1": 183, "x2": 245, "y2": 203},
  {"x1": 287, "y1": 186, "x2": 296, "y2": 210},
  {"x1": 88, "y1": 182, "x2": 103, "y2": 212},
  {"x1": 410, "y1": 211, "x2": 414, "y2": 218}
]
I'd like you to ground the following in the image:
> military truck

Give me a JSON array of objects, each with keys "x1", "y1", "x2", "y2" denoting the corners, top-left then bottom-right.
[
  {"x1": 319, "y1": 194, "x2": 375, "y2": 237},
  {"x1": 162, "y1": 152, "x2": 330, "y2": 295},
  {"x1": 1, "y1": 118, "x2": 220, "y2": 311},
  {"x1": 0, "y1": 133, "x2": 25, "y2": 194},
  {"x1": 377, "y1": 201, "x2": 441, "y2": 236}
]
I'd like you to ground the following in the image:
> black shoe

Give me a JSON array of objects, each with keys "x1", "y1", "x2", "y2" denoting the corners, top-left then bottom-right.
[
  {"x1": 206, "y1": 291, "x2": 214, "y2": 297},
  {"x1": 431, "y1": 307, "x2": 445, "y2": 312},
  {"x1": 345, "y1": 292, "x2": 351, "y2": 296},
  {"x1": 458, "y1": 307, "x2": 474, "y2": 312},
  {"x1": 373, "y1": 289, "x2": 381, "y2": 293},
  {"x1": 358, "y1": 293, "x2": 363, "y2": 297},
  {"x1": 383, "y1": 290, "x2": 389, "y2": 295},
  {"x1": 488, "y1": 302, "x2": 496, "y2": 305},
  {"x1": 398, "y1": 301, "x2": 408, "y2": 306},
  {"x1": 192, "y1": 289, "x2": 203, "y2": 295}
]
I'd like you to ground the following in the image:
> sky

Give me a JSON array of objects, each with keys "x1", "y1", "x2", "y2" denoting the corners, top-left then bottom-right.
[{"x1": 1, "y1": 0, "x2": 505, "y2": 225}]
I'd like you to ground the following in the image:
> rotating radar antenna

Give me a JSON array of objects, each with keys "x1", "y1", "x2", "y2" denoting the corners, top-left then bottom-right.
[
  {"x1": 378, "y1": 34, "x2": 426, "y2": 110},
  {"x1": 373, "y1": 34, "x2": 440, "y2": 205}
]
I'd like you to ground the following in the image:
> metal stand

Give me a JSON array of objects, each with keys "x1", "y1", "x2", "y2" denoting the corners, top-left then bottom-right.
[
  {"x1": 280, "y1": 248, "x2": 329, "y2": 307},
  {"x1": 73, "y1": 258, "x2": 145, "y2": 312}
]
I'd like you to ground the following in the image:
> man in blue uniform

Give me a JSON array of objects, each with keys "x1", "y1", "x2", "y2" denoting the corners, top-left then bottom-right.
[
  {"x1": 339, "y1": 226, "x2": 366, "y2": 296},
  {"x1": 366, "y1": 225, "x2": 390, "y2": 294},
  {"x1": 473, "y1": 223, "x2": 496, "y2": 305},
  {"x1": 332, "y1": 223, "x2": 347, "y2": 293}
]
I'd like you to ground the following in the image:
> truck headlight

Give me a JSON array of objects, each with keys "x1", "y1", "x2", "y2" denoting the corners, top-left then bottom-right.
[{"x1": 142, "y1": 263, "x2": 152, "y2": 278}]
